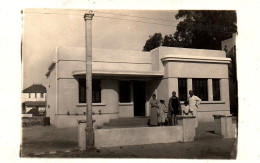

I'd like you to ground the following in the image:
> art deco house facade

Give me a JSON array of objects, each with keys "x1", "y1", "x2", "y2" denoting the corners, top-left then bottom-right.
[{"x1": 45, "y1": 46, "x2": 231, "y2": 128}]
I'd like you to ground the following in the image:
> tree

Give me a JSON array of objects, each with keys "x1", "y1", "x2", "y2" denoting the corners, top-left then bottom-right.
[
  {"x1": 143, "y1": 33, "x2": 163, "y2": 52},
  {"x1": 174, "y1": 10, "x2": 237, "y2": 50},
  {"x1": 142, "y1": 10, "x2": 237, "y2": 51}
]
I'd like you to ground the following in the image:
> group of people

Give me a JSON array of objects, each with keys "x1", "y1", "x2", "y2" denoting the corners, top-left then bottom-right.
[{"x1": 150, "y1": 90, "x2": 201, "y2": 127}]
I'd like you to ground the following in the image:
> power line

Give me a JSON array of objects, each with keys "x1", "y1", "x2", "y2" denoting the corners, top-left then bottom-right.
[
  {"x1": 23, "y1": 11, "x2": 236, "y2": 34},
  {"x1": 23, "y1": 11, "x2": 177, "y2": 28},
  {"x1": 95, "y1": 15, "x2": 177, "y2": 27},
  {"x1": 24, "y1": 11, "x2": 82, "y2": 16},
  {"x1": 94, "y1": 10, "x2": 179, "y2": 22}
]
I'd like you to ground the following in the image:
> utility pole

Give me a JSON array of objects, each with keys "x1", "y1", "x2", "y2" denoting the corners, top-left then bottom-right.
[{"x1": 84, "y1": 11, "x2": 94, "y2": 149}]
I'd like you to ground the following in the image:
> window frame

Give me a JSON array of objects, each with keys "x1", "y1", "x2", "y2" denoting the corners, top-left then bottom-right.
[
  {"x1": 212, "y1": 79, "x2": 221, "y2": 101},
  {"x1": 119, "y1": 81, "x2": 131, "y2": 103},
  {"x1": 178, "y1": 78, "x2": 187, "y2": 101},
  {"x1": 192, "y1": 78, "x2": 208, "y2": 101},
  {"x1": 78, "y1": 79, "x2": 101, "y2": 103}
]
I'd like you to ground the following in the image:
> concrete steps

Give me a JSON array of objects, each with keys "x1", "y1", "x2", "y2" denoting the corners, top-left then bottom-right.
[{"x1": 101, "y1": 117, "x2": 149, "y2": 129}]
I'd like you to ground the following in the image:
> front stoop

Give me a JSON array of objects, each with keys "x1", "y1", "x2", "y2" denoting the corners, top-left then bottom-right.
[{"x1": 101, "y1": 117, "x2": 149, "y2": 129}]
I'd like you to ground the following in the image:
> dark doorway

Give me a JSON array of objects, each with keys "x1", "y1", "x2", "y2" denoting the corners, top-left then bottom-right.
[{"x1": 133, "y1": 81, "x2": 146, "y2": 116}]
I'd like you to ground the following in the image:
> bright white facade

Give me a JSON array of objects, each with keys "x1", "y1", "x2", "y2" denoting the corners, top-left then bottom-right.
[
  {"x1": 22, "y1": 93, "x2": 46, "y2": 102},
  {"x1": 46, "y1": 46, "x2": 231, "y2": 128}
]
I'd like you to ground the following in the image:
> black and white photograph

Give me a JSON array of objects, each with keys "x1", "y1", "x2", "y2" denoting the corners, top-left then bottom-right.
[
  {"x1": 20, "y1": 8, "x2": 238, "y2": 158},
  {"x1": 1, "y1": 0, "x2": 260, "y2": 162}
]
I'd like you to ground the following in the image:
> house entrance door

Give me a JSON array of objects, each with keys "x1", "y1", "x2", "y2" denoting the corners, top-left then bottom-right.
[{"x1": 133, "y1": 81, "x2": 145, "y2": 116}]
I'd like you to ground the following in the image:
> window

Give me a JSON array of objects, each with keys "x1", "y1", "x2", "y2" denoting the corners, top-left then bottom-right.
[
  {"x1": 192, "y1": 78, "x2": 208, "y2": 101},
  {"x1": 213, "y1": 79, "x2": 221, "y2": 101},
  {"x1": 78, "y1": 79, "x2": 101, "y2": 103},
  {"x1": 29, "y1": 93, "x2": 31, "y2": 98},
  {"x1": 40, "y1": 93, "x2": 44, "y2": 98},
  {"x1": 35, "y1": 93, "x2": 37, "y2": 98},
  {"x1": 178, "y1": 78, "x2": 187, "y2": 101},
  {"x1": 119, "y1": 81, "x2": 131, "y2": 103},
  {"x1": 92, "y1": 80, "x2": 101, "y2": 103}
]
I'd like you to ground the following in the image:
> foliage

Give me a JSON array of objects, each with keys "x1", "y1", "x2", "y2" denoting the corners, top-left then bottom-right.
[
  {"x1": 174, "y1": 10, "x2": 237, "y2": 50},
  {"x1": 143, "y1": 33, "x2": 163, "y2": 52},
  {"x1": 142, "y1": 10, "x2": 237, "y2": 51}
]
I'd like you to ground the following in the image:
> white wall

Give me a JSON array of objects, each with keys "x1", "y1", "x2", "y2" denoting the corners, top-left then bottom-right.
[
  {"x1": 46, "y1": 64, "x2": 57, "y2": 124},
  {"x1": 22, "y1": 93, "x2": 46, "y2": 102}
]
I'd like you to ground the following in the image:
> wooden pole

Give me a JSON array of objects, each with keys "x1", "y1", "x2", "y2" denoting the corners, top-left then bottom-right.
[{"x1": 84, "y1": 11, "x2": 94, "y2": 149}]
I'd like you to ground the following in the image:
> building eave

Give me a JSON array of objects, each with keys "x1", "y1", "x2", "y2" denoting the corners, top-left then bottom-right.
[
  {"x1": 161, "y1": 55, "x2": 231, "y2": 64},
  {"x1": 72, "y1": 70, "x2": 164, "y2": 77},
  {"x1": 45, "y1": 61, "x2": 56, "y2": 76}
]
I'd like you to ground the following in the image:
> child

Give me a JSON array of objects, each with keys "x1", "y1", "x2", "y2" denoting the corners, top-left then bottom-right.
[
  {"x1": 182, "y1": 100, "x2": 193, "y2": 115},
  {"x1": 158, "y1": 99, "x2": 168, "y2": 126}
]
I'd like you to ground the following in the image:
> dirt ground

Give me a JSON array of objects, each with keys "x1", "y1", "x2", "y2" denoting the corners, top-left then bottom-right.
[{"x1": 21, "y1": 122, "x2": 237, "y2": 159}]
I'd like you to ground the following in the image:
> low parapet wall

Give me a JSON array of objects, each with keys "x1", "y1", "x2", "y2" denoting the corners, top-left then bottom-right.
[
  {"x1": 94, "y1": 126, "x2": 183, "y2": 148},
  {"x1": 78, "y1": 116, "x2": 196, "y2": 149}
]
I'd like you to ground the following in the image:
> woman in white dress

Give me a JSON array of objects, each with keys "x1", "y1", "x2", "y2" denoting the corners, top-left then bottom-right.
[{"x1": 158, "y1": 99, "x2": 167, "y2": 125}]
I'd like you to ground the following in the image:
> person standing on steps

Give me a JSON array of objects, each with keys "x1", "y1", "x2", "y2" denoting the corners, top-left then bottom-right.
[
  {"x1": 188, "y1": 90, "x2": 201, "y2": 128},
  {"x1": 158, "y1": 99, "x2": 167, "y2": 126},
  {"x1": 150, "y1": 94, "x2": 159, "y2": 126},
  {"x1": 168, "y1": 91, "x2": 181, "y2": 126}
]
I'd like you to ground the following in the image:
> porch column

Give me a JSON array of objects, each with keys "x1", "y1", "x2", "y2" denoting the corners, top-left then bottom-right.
[
  {"x1": 220, "y1": 79, "x2": 230, "y2": 106},
  {"x1": 187, "y1": 78, "x2": 192, "y2": 94},
  {"x1": 208, "y1": 79, "x2": 213, "y2": 102},
  {"x1": 167, "y1": 78, "x2": 178, "y2": 97}
]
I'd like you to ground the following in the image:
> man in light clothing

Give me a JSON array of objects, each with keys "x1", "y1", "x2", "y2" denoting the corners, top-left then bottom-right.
[{"x1": 188, "y1": 90, "x2": 201, "y2": 127}]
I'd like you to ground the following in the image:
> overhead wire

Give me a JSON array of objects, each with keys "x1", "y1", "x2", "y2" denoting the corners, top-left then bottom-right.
[
  {"x1": 23, "y1": 11, "x2": 236, "y2": 34},
  {"x1": 94, "y1": 10, "x2": 179, "y2": 22},
  {"x1": 94, "y1": 15, "x2": 177, "y2": 27}
]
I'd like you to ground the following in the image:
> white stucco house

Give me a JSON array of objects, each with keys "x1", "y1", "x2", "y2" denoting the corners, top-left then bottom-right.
[
  {"x1": 45, "y1": 46, "x2": 231, "y2": 128},
  {"x1": 22, "y1": 84, "x2": 47, "y2": 115}
]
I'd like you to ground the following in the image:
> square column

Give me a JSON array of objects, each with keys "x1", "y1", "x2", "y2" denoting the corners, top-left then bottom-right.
[
  {"x1": 220, "y1": 79, "x2": 230, "y2": 106},
  {"x1": 213, "y1": 115, "x2": 235, "y2": 138},
  {"x1": 176, "y1": 115, "x2": 196, "y2": 142},
  {"x1": 187, "y1": 78, "x2": 192, "y2": 94},
  {"x1": 208, "y1": 79, "x2": 213, "y2": 102},
  {"x1": 167, "y1": 78, "x2": 178, "y2": 97}
]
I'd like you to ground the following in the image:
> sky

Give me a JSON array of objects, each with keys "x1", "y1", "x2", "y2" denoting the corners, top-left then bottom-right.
[{"x1": 22, "y1": 9, "x2": 179, "y2": 89}]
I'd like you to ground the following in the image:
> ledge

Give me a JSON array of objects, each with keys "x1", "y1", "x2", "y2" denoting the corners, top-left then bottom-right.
[
  {"x1": 161, "y1": 55, "x2": 231, "y2": 64},
  {"x1": 78, "y1": 120, "x2": 86, "y2": 124},
  {"x1": 73, "y1": 70, "x2": 164, "y2": 77},
  {"x1": 213, "y1": 114, "x2": 232, "y2": 118},
  {"x1": 201, "y1": 101, "x2": 225, "y2": 104},
  {"x1": 176, "y1": 115, "x2": 196, "y2": 119},
  {"x1": 77, "y1": 103, "x2": 106, "y2": 107},
  {"x1": 119, "y1": 102, "x2": 134, "y2": 106},
  {"x1": 180, "y1": 101, "x2": 225, "y2": 104}
]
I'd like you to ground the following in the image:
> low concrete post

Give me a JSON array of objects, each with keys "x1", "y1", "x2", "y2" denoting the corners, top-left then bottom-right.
[
  {"x1": 176, "y1": 115, "x2": 196, "y2": 142},
  {"x1": 213, "y1": 114, "x2": 234, "y2": 138},
  {"x1": 78, "y1": 120, "x2": 87, "y2": 150},
  {"x1": 213, "y1": 115, "x2": 222, "y2": 135}
]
